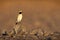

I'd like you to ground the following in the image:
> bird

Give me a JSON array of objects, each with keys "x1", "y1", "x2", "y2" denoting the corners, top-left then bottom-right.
[{"x1": 16, "y1": 10, "x2": 23, "y2": 25}]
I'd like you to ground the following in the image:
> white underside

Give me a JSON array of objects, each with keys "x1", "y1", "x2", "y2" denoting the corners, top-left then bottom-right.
[{"x1": 16, "y1": 14, "x2": 22, "y2": 23}]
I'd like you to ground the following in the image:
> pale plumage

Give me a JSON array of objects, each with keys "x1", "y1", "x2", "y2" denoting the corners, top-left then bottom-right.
[
  {"x1": 16, "y1": 10, "x2": 23, "y2": 24},
  {"x1": 16, "y1": 14, "x2": 22, "y2": 23}
]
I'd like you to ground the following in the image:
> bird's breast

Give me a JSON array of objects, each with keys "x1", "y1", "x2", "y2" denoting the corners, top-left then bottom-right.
[{"x1": 17, "y1": 14, "x2": 22, "y2": 22}]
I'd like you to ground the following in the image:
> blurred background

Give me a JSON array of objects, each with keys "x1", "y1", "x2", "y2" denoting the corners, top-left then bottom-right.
[{"x1": 0, "y1": 0, "x2": 60, "y2": 33}]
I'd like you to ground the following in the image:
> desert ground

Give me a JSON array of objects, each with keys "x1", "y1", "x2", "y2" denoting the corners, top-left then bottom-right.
[{"x1": 0, "y1": 0, "x2": 60, "y2": 40}]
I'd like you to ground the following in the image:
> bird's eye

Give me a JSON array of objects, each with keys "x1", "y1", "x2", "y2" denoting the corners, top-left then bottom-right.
[{"x1": 19, "y1": 12, "x2": 22, "y2": 14}]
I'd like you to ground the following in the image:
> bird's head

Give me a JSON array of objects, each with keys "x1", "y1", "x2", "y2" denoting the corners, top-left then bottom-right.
[{"x1": 19, "y1": 10, "x2": 22, "y2": 14}]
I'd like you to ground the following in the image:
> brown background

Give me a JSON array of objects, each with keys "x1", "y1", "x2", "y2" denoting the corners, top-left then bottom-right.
[{"x1": 0, "y1": 0, "x2": 60, "y2": 33}]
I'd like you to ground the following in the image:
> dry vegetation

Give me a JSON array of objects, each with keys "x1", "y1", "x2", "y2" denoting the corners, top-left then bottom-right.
[{"x1": 0, "y1": 26, "x2": 60, "y2": 40}]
